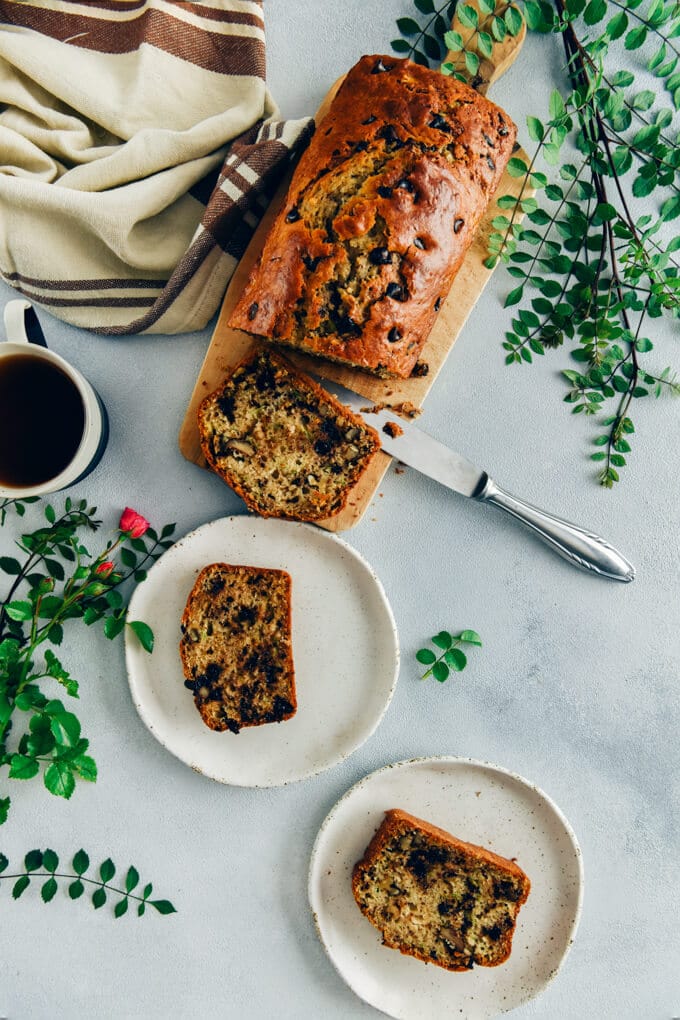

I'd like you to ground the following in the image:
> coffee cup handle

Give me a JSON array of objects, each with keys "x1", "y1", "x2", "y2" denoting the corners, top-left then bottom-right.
[{"x1": 3, "y1": 299, "x2": 48, "y2": 348}]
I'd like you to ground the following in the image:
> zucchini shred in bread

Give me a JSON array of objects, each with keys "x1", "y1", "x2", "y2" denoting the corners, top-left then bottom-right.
[
  {"x1": 352, "y1": 809, "x2": 531, "y2": 972},
  {"x1": 197, "y1": 349, "x2": 380, "y2": 521},
  {"x1": 229, "y1": 55, "x2": 517, "y2": 379},
  {"x1": 179, "y1": 563, "x2": 296, "y2": 733}
]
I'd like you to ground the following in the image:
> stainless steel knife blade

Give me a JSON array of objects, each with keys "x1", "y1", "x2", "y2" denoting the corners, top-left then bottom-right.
[
  {"x1": 321, "y1": 379, "x2": 486, "y2": 497},
  {"x1": 320, "y1": 377, "x2": 636, "y2": 582}
]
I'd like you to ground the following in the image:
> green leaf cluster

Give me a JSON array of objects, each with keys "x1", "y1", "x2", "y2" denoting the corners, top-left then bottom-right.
[
  {"x1": 394, "y1": 0, "x2": 680, "y2": 487},
  {"x1": 0, "y1": 848, "x2": 176, "y2": 918},
  {"x1": 416, "y1": 630, "x2": 483, "y2": 682},
  {"x1": 0, "y1": 499, "x2": 175, "y2": 825}
]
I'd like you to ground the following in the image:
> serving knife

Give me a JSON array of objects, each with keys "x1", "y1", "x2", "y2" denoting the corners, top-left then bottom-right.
[{"x1": 323, "y1": 379, "x2": 635, "y2": 583}]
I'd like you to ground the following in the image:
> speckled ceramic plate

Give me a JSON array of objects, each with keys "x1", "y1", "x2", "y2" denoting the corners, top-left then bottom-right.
[
  {"x1": 125, "y1": 516, "x2": 399, "y2": 786},
  {"x1": 309, "y1": 756, "x2": 583, "y2": 1019}
]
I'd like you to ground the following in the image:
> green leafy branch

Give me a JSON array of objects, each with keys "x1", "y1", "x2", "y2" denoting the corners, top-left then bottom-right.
[
  {"x1": 416, "y1": 630, "x2": 483, "y2": 681},
  {"x1": 392, "y1": 0, "x2": 459, "y2": 65},
  {"x1": 394, "y1": 0, "x2": 680, "y2": 487},
  {"x1": 0, "y1": 496, "x2": 39, "y2": 527},
  {"x1": 0, "y1": 499, "x2": 175, "y2": 825},
  {"x1": 0, "y1": 848, "x2": 176, "y2": 918},
  {"x1": 443, "y1": 1, "x2": 524, "y2": 84}
]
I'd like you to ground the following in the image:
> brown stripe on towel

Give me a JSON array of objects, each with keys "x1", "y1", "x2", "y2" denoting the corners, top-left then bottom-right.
[
  {"x1": 5, "y1": 284, "x2": 158, "y2": 309},
  {"x1": 90, "y1": 229, "x2": 221, "y2": 335},
  {"x1": 2, "y1": 272, "x2": 167, "y2": 292},
  {"x1": 0, "y1": 3, "x2": 266, "y2": 77},
  {"x1": 61, "y1": 0, "x2": 264, "y2": 29}
]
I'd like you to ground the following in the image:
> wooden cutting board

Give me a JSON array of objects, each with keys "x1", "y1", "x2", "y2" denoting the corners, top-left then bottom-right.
[{"x1": 179, "y1": 7, "x2": 528, "y2": 531}]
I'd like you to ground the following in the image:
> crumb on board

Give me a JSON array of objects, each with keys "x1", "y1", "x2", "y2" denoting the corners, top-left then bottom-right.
[
  {"x1": 382, "y1": 420, "x2": 404, "y2": 439},
  {"x1": 362, "y1": 401, "x2": 422, "y2": 420}
]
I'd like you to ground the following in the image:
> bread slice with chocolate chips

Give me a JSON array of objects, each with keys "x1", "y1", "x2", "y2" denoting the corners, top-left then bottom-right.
[
  {"x1": 179, "y1": 562, "x2": 296, "y2": 733},
  {"x1": 352, "y1": 809, "x2": 530, "y2": 972},
  {"x1": 197, "y1": 348, "x2": 380, "y2": 521}
]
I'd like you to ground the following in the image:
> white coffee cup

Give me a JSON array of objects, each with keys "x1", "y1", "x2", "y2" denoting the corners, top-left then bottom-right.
[{"x1": 0, "y1": 300, "x2": 109, "y2": 498}]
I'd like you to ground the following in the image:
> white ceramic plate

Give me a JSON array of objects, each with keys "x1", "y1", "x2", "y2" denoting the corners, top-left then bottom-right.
[
  {"x1": 125, "y1": 516, "x2": 399, "y2": 786},
  {"x1": 309, "y1": 756, "x2": 583, "y2": 1020}
]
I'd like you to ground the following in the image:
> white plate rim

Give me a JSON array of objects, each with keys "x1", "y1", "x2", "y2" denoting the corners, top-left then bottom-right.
[
  {"x1": 124, "y1": 515, "x2": 400, "y2": 787},
  {"x1": 308, "y1": 754, "x2": 584, "y2": 1019}
]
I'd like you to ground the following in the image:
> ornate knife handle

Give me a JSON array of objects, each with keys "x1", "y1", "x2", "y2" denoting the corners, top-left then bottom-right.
[{"x1": 475, "y1": 477, "x2": 635, "y2": 582}]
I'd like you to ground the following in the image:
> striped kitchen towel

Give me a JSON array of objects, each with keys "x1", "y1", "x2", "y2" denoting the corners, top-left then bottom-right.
[{"x1": 0, "y1": 0, "x2": 312, "y2": 334}]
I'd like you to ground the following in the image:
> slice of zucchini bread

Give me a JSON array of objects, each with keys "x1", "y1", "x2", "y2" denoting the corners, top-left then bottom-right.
[
  {"x1": 197, "y1": 349, "x2": 380, "y2": 521},
  {"x1": 179, "y1": 562, "x2": 296, "y2": 734},
  {"x1": 352, "y1": 809, "x2": 531, "y2": 972}
]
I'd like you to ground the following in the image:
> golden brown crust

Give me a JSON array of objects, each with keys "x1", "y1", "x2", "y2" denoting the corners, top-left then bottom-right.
[
  {"x1": 197, "y1": 348, "x2": 380, "y2": 521},
  {"x1": 179, "y1": 562, "x2": 296, "y2": 733},
  {"x1": 352, "y1": 809, "x2": 531, "y2": 972},
  {"x1": 230, "y1": 54, "x2": 517, "y2": 378}
]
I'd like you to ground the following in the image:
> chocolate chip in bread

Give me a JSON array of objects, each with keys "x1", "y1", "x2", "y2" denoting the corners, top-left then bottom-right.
[
  {"x1": 179, "y1": 562, "x2": 296, "y2": 734},
  {"x1": 352, "y1": 809, "x2": 531, "y2": 971},
  {"x1": 197, "y1": 348, "x2": 380, "y2": 521}
]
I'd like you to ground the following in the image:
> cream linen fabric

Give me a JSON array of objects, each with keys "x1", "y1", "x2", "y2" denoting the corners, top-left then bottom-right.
[{"x1": 0, "y1": 0, "x2": 311, "y2": 333}]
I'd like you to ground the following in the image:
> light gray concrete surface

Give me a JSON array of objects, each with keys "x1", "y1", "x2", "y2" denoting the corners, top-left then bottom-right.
[{"x1": 1, "y1": 2, "x2": 679, "y2": 1018}]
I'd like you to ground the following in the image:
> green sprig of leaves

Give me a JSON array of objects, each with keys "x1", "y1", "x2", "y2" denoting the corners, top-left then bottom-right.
[
  {"x1": 0, "y1": 498, "x2": 175, "y2": 825},
  {"x1": 0, "y1": 848, "x2": 176, "y2": 918},
  {"x1": 394, "y1": 0, "x2": 680, "y2": 487},
  {"x1": 416, "y1": 630, "x2": 483, "y2": 681}
]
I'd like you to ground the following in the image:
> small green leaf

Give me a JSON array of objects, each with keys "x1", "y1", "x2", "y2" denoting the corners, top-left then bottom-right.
[
  {"x1": 505, "y1": 285, "x2": 524, "y2": 307},
  {"x1": 504, "y1": 5, "x2": 523, "y2": 34},
  {"x1": 432, "y1": 662, "x2": 450, "y2": 683},
  {"x1": 42, "y1": 848, "x2": 59, "y2": 872},
  {"x1": 526, "y1": 116, "x2": 544, "y2": 141},
  {"x1": 150, "y1": 899, "x2": 177, "y2": 915},
  {"x1": 459, "y1": 630, "x2": 483, "y2": 646},
  {"x1": 5, "y1": 601, "x2": 33, "y2": 622},
  {"x1": 92, "y1": 887, "x2": 107, "y2": 910},
  {"x1": 72, "y1": 754, "x2": 97, "y2": 783},
  {"x1": 0, "y1": 854, "x2": 8, "y2": 874},
  {"x1": 396, "y1": 16, "x2": 420, "y2": 35},
  {"x1": 137, "y1": 902, "x2": 146, "y2": 917},
  {"x1": 69, "y1": 879, "x2": 84, "y2": 900},
  {"x1": 114, "y1": 898, "x2": 129, "y2": 918},
  {"x1": 127, "y1": 620, "x2": 154, "y2": 654},
  {"x1": 432, "y1": 631, "x2": 453, "y2": 650},
  {"x1": 125, "y1": 866, "x2": 140, "y2": 893},
  {"x1": 41, "y1": 877, "x2": 58, "y2": 903},
  {"x1": 445, "y1": 648, "x2": 468, "y2": 671},
  {"x1": 73, "y1": 849, "x2": 90, "y2": 875},
  {"x1": 50, "y1": 712, "x2": 81, "y2": 748},
  {"x1": 9, "y1": 753, "x2": 39, "y2": 780},
  {"x1": 25, "y1": 849, "x2": 43, "y2": 871},
  {"x1": 0, "y1": 556, "x2": 22, "y2": 574},
  {"x1": 457, "y1": 4, "x2": 479, "y2": 28},
  {"x1": 44, "y1": 762, "x2": 75, "y2": 800},
  {"x1": 416, "y1": 648, "x2": 437, "y2": 665},
  {"x1": 104, "y1": 614, "x2": 126, "y2": 641},
  {"x1": 13, "y1": 876, "x2": 30, "y2": 899},
  {"x1": 464, "y1": 49, "x2": 480, "y2": 75},
  {"x1": 100, "y1": 858, "x2": 115, "y2": 883}
]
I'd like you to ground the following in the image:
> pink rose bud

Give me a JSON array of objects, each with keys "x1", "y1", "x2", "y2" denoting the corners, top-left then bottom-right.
[
  {"x1": 96, "y1": 561, "x2": 114, "y2": 577},
  {"x1": 119, "y1": 507, "x2": 150, "y2": 539}
]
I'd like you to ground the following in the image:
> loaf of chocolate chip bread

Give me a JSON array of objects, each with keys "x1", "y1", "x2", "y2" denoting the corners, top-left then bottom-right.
[
  {"x1": 197, "y1": 348, "x2": 380, "y2": 521},
  {"x1": 229, "y1": 54, "x2": 517, "y2": 378},
  {"x1": 179, "y1": 562, "x2": 296, "y2": 734},
  {"x1": 352, "y1": 809, "x2": 531, "y2": 972}
]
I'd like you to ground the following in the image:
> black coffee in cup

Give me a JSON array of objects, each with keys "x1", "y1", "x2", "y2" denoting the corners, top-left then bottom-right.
[{"x1": 0, "y1": 353, "x2": 86, "y2": 488}]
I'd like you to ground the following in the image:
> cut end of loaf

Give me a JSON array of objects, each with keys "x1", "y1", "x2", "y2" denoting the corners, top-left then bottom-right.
[
  {"x1": 179, "y1": 562, "x2": 296, "y2": 733},
  {"x1": 352, "y1": 809, "x2": 530, "y2": 972}
]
